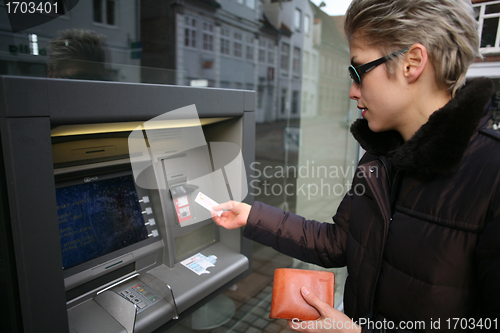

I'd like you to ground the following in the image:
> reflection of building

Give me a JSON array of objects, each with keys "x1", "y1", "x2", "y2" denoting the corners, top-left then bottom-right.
[
  {"x1": 0, "y1": 1, "x2": 141, "y2": 81},
  {"x1": 256, "y1": 15, "x2": 279, "y2": 123},
  {"x1": 263, "y1": 0, "x2": 306, "y2": 121},
  {"x1": 300, "y1": 1, "x2": 318, "y2": 119},
  {"x1": 311, "y1": 4, "x2": 350, "y2": 118},
  {"x1": 141, "y1": 0, "x2": 262, "y2": 94},
  {"x1": 0, "y1": 0, "x2": 350, "y2": 124},
  {"x1": 469, "y1": 0, "x2": 500, "y2": 130}
]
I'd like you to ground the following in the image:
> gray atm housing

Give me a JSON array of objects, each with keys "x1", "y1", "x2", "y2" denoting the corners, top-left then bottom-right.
[{"x1": 0, "y1": 76, "x2": 255, "y2": 333}]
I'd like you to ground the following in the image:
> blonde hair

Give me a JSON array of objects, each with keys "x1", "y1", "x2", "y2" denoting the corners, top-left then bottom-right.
[{"x1": 344, "y1": 0, "x2": 479, "y2": 96}]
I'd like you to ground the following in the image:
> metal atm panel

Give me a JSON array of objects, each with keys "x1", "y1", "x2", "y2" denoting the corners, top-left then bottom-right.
[{"x1": 0, "y1": 76, "x2": 255, "y2": 333}]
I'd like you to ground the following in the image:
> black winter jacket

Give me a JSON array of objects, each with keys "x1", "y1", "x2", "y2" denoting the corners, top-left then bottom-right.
[{"x1": 243, "y1": 78, "x2": 500, "y2": 332}]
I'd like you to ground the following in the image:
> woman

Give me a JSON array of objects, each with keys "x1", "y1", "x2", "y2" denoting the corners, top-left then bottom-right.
[{"x1": 213, "y1": 0, "x2": 500, "y2": 332}]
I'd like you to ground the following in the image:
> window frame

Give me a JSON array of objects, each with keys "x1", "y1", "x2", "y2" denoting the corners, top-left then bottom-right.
[
  {"x1": 474, "y1": 1, "x2": 500, "y2": 53},
  {"x1": 267, "y1": 41, "x2": 275, "y2": 64},
  {"x1": 234, "y1": 31, "x2": 243, "y2": 58},
  {"x1": 202, "y1": 21, "x2": 214, "y2": 52},
  {"x1": 221, "y1": 27, "x2": 231, "y2": 55},
  {"x1": 281, "y1": 42, "x2": 290, "y2": 74},
  {"x1": 184, "y1": 16, "x2": 197, "y2": 48},
  {"x1": 292, "y1": 47, "x2": 301, "y2": 76},
  {"x1": 294, "y1": 8, "x2": 302, "y2": 32},
  {"x1": 93, "y1": 0, "x2": 118, "y2": 27},
  {"x1": 304, "y1": 14, "x2": 310, "y2": 36}
]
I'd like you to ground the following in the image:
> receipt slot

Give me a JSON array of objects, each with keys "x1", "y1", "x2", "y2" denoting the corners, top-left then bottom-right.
[{"x1": 0, "y1": 76, "x2": 255, "y2": 333}]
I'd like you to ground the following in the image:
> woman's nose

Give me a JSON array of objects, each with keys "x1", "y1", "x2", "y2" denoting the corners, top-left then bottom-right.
[{"x1": 349, "y1": 81, "x2": 360, "y2": 100}]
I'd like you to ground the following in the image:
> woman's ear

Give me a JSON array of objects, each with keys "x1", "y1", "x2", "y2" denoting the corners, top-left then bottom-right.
[{"x1": 403, "y1": 43, "x2": 428, "y2": 82}]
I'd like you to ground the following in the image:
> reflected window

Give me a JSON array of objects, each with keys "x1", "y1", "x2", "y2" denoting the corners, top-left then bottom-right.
[
  {"x1": 482, "y1": 17, "x2": 499, "y2": 48},
  {"x1": 302, "y1": 91, "x2": 308, "y2": 114},
  {"x1": 29, "y1": 34, "x2": 39, "y2": 56},
  {"x1": 281, "y1": 43, "x2": 290, "y2": 73},
  {"x1": 259, "y1": 38, "x2": 266, "y2": 62},
  {"x1": 246, "y1": 0, "x2": 255, "y2": 9},
  {"x1": 259, "y1": 49, "x2": 266, "y2": 62},
  {"x1": 310, "y1": 54, "x2": 317, "y2": 75},
  {"x1": 303, "y1": 51, "x2": 309, "y2": 77},
  {"x1": 257, "y1": 85, "x2": 265, "y2": 108},
  {"x1": 294, "y1": 8, "x2": 302, "y2": 31},
  {"x1": 474, "y1": 2, "x2": 500, "y2": 50},
  {"x1": 304, "y1": 14, "x2": 310, "y2": 36},
  {"x1": 202, "y1": 22, "x2": 214, "y2": 51},
  {"x1": 268, "y1": 41, "x2": 275, "y2": 64},
  {"x1": 234, "y1": 43, "x2": 242, "y2": 57},
  {"x1": 234, "y1": 32, "x2": 243, "y2": 57},
  {"x1": 292, "y1": 90, "x2": 299, "y2": 114},
  {"x1": 185, "y1": 17, "x2": 197, "y2": 48},
  {"x1": 293, "y1": 47, "x2": 301, "y2": 76},
  {"x1": 246, "y1": 36, "x2": 254, "y2": 61},
  {"x1": 281, "y1": 88, "x2": 287, "y2": 114},
  {"x1": 93, "y1": 0, "x2": 116, "y2": 26},
  {"x1": 246, "y1": 45, "x2": 254, "y2": 60},
  {"x1": 221, "y1": 27, "x2": 230, "y2": 55}
]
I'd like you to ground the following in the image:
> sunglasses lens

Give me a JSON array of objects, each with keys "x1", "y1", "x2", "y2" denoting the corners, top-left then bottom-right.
[{"x1": 348, "y1": 66, "x2": 360, "y2": 85}]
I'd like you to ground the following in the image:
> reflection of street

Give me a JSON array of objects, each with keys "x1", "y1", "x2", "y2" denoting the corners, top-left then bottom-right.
[
  {"x1": 254, "y1": 119, "x2": 300, "y2": 213},
  {"x1": 253, "y1": 110, "x2": 359, "y2": 219},
  {"x1": 296, "y1": 112, "x2": 358, "y2": 222}
]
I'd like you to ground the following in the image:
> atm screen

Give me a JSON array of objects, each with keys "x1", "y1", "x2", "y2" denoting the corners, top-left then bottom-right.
[{"x1": 56, "y1": 174, "x2": 148, "y2": 270}]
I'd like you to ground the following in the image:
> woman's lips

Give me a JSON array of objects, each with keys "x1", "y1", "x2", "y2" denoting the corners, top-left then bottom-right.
[{"x1": 361, "y1": 108, "x2": 367, "y2": 118}]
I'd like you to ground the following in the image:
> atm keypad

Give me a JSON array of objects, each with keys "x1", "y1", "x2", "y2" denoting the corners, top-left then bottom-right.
[{"x1": 117, "y1": 283, "x2": 162, "y2": 314}]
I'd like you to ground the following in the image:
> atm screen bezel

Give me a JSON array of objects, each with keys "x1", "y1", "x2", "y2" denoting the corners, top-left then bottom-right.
[{"x1": 54, "y1": 164, "x2": 161, "y2": 280}]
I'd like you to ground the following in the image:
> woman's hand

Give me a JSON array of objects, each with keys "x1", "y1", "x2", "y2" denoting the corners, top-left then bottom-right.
[
  {"x1": 211, "y1": 200, "x2": 251, "y2": 229},
  {"x1": 288, "y1": 287, "x2": 361, "y2": 333}
]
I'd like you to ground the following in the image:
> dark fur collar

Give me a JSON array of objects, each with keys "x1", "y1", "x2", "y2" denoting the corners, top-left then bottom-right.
[{"x1": 350, "y1": 77, "x2": 495, "y2": 175}]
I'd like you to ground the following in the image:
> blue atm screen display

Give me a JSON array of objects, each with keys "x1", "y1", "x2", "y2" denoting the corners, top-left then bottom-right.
[{"x1": 56, "y1": 175, "x2": 148, "y2": 270}]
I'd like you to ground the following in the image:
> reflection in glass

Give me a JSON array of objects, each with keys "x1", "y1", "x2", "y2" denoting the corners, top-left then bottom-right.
[{"x1": 481, "y1": 17, "x2": 499, "y2": 48}]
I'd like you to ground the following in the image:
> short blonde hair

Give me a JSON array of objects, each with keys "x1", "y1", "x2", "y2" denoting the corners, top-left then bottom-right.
[{"x1": 344, "y1": 0, "x2": 479, "y2": 96}]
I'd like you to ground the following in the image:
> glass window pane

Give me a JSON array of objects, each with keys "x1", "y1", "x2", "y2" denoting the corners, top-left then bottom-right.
[
  {"x1": 106, "y1": 0, "x2": 115, "y2": 25},
  {"x1": 294, "y1": 8, "x2": 301, "y2": 31},
  {"x1": 485, "y1": 4, "x2": 500, "y2": 15},
  {"x1": 291, "y1": 90, "x2": 299, "y2": 114},
  {"x1": 481, "y1": 17, "x2": 499, "y2": 47},
  {"x1": 0, "y1": 1, "x2": 358, "y2": 324},
  {"x1": 304, "y1": 15, "x2": 310, "y2": 35},
  {"x1": 93, "y1": 0, "x2": 102, "y2": 22},
  {"x1": 268, "y1": 51, "x2": 274, "y2": 64},
  {"x1": 473, "y1": 6, "x2": 480, "y2": 20}
]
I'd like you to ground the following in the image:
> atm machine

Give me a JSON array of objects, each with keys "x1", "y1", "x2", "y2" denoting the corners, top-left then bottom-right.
[{"x1": 0, "y1": 76, "x2": 255, "y2": 333}]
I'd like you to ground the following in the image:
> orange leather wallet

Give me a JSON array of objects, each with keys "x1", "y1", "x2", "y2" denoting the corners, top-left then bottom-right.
[{"x1": 269, "y1": 268, "x2": 335, "y2": 321}]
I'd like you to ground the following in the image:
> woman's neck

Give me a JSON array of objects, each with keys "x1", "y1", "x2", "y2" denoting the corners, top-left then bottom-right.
[{"x1": 399, "y1": 86, "x2": 452, "y2": 142}]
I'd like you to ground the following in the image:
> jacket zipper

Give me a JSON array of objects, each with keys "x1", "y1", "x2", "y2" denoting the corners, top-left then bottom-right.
[{"x1": 367, "y1": 157, "x2": 394, "y2": 321}]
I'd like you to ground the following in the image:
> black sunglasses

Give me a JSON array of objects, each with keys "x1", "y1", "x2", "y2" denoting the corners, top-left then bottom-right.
[{"x1": 348, "y1": 48, "x2": 409, "y2": 85}]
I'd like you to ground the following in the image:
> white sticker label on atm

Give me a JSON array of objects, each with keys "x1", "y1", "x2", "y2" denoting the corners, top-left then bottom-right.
[
  {"x1": 181, "y1": 253, "x2": 217, "y2": 275},
  {"x1": 177, "y1": 195, "x2": 189, "y2": 207},
  {"x1": 195, "y1": 192, "x2": 222, "y2": 216}
]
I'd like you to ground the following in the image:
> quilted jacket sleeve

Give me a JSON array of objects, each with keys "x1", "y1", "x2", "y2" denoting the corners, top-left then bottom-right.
[
  {"x1": 242, "y1": 191, "x2": 353, "y2": 268},
  {"x1": 475, "y1": 191, "x2": 500, "y2": 326}
]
